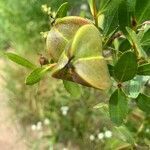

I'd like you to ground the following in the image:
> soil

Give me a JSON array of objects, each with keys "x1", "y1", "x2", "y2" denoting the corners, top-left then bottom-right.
[{"x1": 0, "y1": 59, "x2": 27, "y2": 150}]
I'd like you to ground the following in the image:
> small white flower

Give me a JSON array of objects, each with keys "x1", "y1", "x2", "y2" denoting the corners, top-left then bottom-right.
[
  {"x1": 61, "y1": 106, "x2": 69, "y2": 111},
  {"x1": 37, "y1": 121, "x2": 42, "y2": 130},
  {"x1": 44, "y1": 118, "x2": 50, "y2": 125},
  {"x1": 98, "y1": 132, "x2": 104, "y2": 140},
  {"x1": 61, "y1": 106, "x2": 69, "y2": 116},
  {"x1": 63, "y1": 148, "x2": 68, "y2": 150},
  {"x1": 31, "y1": 124, "x2": 37, "y2": 131},
  {"x1": 104, "y1": 130, "x2": 112, "y2": 138},
  {"x1": 89, "y1": 134, "x2": 95, "y2": 141},
  {"x1": 62, "y1": 110, "x2": 67, "y2": 116}
]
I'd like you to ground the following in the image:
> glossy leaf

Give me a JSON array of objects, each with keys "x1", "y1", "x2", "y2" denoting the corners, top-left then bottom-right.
[
  {"x1": 101, "y1": 0, "x2": 121, "y2": 36},
  {"x1": 114, "y1": 51, "x2": 137, "y2": 82},
  {"x1": 88, "y1": 0, "x2": 96, "y2": 16},
  {"x1": 98, "y1": 0, "x2": 111, "y2": 12},
  {"x1": 63, "y1": 80, "x2": 82, "y2": 98},
  {"x1": 109, "y1": 89, "x2": 128, "y2": 125},
  {"x1": 25, "y1": 68, "x2": 45, "y2": 85},
  {"x1": 137, "y1": 63, "x2": 150, "y2": 76},
  {"x1": 135, "y1": 0, "x2": 150, "y2": 24},
  {"x1": 136, "y1": 93, "x2": 150, "y2": 114},
  {"x1": 118, "y1": 0, "x2": 130, "y2": 34},
  {"x1": 5, "y1": 52, "x2": 36, "y2": 69},
  {"x1": 56, "y1": 2, "x2": 68, "y2": 18},
  {"x1": 25, "y1": 64, "x2": 55, "y2": 85},
  {"x1": 93, "y1": 102, "x2": 108, "y2": 109},
  {"x1": 126, "y1": 27, "x2": 147, "y2": 59}
]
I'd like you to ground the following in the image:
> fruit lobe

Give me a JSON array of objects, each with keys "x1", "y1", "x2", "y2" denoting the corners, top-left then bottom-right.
[{"x1": 46, "y1": 16, "x2": 91, "y2": 62}]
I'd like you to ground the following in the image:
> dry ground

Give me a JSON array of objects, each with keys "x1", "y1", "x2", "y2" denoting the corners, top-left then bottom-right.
[{"x1": 0, "y1": 59, "x2": 27, "y2": 150}]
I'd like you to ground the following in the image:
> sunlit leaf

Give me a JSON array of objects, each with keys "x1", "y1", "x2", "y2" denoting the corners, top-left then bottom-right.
[
  {"x1": 63, "y1": 80, "x2": 82, "y2": 98},
  {"x1": 25, "y1": 64, "x2": 55, "y2": 85},
  {"x1": 126, "y1": 27, "x2": 147, "y2": 59},
  {"x1": 5, "y1": 52, "x2": 36, "y2": 69},
  {"x1": 88, "y1": 0, "x2": 96, "y2": 16},
  {"x1": 56, "y1": 2, "x2": 68, "y2": 18},
  {"x1": 93, "y1": 102, "x2": 108, "y2": 109}
]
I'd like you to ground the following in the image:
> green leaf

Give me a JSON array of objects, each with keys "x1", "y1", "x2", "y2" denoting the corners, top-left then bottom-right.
[
  {"x1": 56, "y1": 2, "x2": 68, "y2": 18},
  {"x1": 140, "y1": 27, "x2": 150, "y2": 53},
  {"x1": 127, "y1": 0, "x2": 136, "y2": 15},
  {"x1": 98, "y1": 0, "x2": 111, "y2": 13},
  {"x1": 126, "y1": 27, "x2": 147, "y2": 59},
  {"x1": 119, "y1": 39, "x2": 131, "y2": 52},
  {"x1": 101, "y1": 0, "x2": 121, "y2": 36},
  {"x1": 135, "y1": 0, "x2": 150, "y2": 24},
  {"x1": 114, "y1": 51, "x2": 137, "y2": 82},
  {"x1": 143, "y1": 78, "x2": 150, "y2": 96},
  {"x1": 108, "y1": 64, "x2": 114, "y2": 77},
  {"x1": 114, "y1": 126, "x2": 134, "y2": 144},
  {"x1": 136, "y1": 93, "x2": 150, "y2": 114},
  {"x1": 5, "y1": 52, "x2": 36, "y2": 69},
  {"x1": 118, "y1": 0, "x2": 130, "y2": 34},
  {"x1": 93, "y1": 102, "x2": 108, "y2": 109},
  {"x1": 109, "y1": 89, "x2": 128, "y2": 125},
  {"x1": 88, "y1": 0, "x2": 96, "y2": 16},
  {"x1": 25, "y1": 65, "x2": 54, "y2": 85},
  {"x1": 137, "y1": 63, "x2": 150, "y2": 76},
  {"x1": 63, "y1": 80, "x2": 82, "y2": 98},
  {"x1": 128, "y1": 76, "x2": 143, "y2": 98}
]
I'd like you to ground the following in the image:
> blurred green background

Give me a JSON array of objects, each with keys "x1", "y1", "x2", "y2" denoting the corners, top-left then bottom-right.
[
  {"x1": 0, "y1": 0, "x2": 149, "y2": 149},
  {"x1": 0, "y1": 0, "x2": 87, "y2": 52}
]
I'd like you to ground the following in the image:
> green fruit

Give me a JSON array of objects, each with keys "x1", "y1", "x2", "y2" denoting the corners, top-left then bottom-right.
[
  {"x1": 47, "y1": 16, "x2": 111, "y2": 90},
  {"x1": 46, "y1": 16, "x2": 91, "y2": 62}
]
